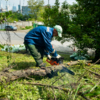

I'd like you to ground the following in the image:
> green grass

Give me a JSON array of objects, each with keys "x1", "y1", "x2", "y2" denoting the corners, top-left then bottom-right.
[
  {"x1": 0, "y1": 29, "x2": 5, "y2": 31},
  {"x1": 0, "y1": 51, "x2": 100, "y2": 100},
  {"x1": 20, "y1": 26, "x2": 33, "y2": 30}
]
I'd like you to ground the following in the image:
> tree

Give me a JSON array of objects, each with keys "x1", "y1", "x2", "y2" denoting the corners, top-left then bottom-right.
[
  {"x1": 43, "y1": 0, "x2": 61, "y2": 26},
  {"x1": 68, "y1": 0, "x2": 100, "y2": 61},
  {"x1": 0, "y1": 13, "x2": 6, "y2": 24},
  {"x1": 27, "y1": 0, "x2": 44, "y2": 21},
  {"x1": 43, "y1": 0, "x2": 70, "y2": 41},
  {"x1": 43, "y1": 0, "x2": 70, "y2": 27},
  {"x1": 42, "y1": 5, "x2": 52, "y2": 26}
]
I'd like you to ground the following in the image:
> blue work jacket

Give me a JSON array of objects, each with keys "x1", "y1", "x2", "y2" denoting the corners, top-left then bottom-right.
[{"x1": 24, "y1": 26, "x2": 54, "y2": 54}]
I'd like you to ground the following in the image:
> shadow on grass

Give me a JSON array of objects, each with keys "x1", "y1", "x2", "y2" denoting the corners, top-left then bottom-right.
[
  {"x1": 16, "y1": 74, "x2": 48, "y2": 81},
  {"x1": 17, "y1": 51, "x2": 72, "y2": 61},
  {"x1": 11, "y1": 61, "x2": 36, "y2": 70},
  {"x1": 59, "y1": 53, "x2": 71, "y2": 62}
]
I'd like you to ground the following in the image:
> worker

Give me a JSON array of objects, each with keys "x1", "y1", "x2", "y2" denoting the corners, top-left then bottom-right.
[{"x1": 24, "y1": 25, "x2": 63, "y2": 68}]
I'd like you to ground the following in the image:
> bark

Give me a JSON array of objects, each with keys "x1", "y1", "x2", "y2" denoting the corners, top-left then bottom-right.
[{"x1": 0, "y1": 60, "x2": 92, "y2": 83}]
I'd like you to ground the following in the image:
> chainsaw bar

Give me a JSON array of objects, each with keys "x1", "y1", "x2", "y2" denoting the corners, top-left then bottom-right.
[
  {"x1": 60, "y1": 66, "x2": 75, "y2": 75},
  {"x1": 46, "y1": 57, "x2": 75, "y2": 76}
]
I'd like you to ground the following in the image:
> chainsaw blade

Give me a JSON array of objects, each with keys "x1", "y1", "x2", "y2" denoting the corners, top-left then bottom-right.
[{"x1": 60, "y1": 66, "x2": 75, "y2": 75}]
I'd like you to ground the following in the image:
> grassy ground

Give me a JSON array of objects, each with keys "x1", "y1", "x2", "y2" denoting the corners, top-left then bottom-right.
[
  {"x1": 0, "y1": 51, "x2": 100, "y2": 100},
  {"x1": 20, "y1": 26, "x2": 33, "y2": 30}
]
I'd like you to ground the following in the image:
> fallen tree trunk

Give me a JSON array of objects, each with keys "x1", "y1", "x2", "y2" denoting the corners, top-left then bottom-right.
[
  {"x1": 0, "y1": 60, "x2": 92, "y2": 83},
  {"x1": 0, "y1": 64, "x2": 66, "y2": 82},
  {"x1": 66, "y1": 60, "x2": 92, "y2": 66}
]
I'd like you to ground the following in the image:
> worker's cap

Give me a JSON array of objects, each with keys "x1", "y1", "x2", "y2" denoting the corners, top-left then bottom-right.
[{"x1": 53, "y1": 25, "x2": 63, "y2": 37}]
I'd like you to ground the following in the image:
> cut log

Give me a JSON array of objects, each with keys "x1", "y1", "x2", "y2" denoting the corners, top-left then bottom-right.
[
  {"x1": 66, "y1": 60, "x2": 92, "y2": 66},
  {"x1": 0, "y1": 60, "x2": 92, "y2": 83},
  {"x1": 0, "y1": 64, "x2": 69, "y2": 82}
]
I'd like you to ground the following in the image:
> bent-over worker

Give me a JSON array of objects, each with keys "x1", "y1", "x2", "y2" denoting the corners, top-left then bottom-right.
[{"x1": 24, "y1": 25, "x2": 63, "y2": 68}]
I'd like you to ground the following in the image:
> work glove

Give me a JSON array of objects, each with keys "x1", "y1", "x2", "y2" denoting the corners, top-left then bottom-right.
[
  {"x1": 56, "y1": 54, "x2": 61, "y2": 58},
  {"x1": 47, "y1": 54, "x2": 51, "y2": 59},
  {"x1": 52, "y1": 51, "x2": 61, "y2": 59}
]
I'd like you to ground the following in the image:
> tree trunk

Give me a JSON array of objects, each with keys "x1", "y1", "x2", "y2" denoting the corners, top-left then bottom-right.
[{"x1": 0, "y1": 60, "x2": 92, "y2": 83}]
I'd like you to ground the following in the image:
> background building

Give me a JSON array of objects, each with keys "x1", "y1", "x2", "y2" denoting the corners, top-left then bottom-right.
[
  {"x1": 18, "y1": 4, "x2": 22, "y2": 13},
  {"x1": 22, "y1": 6, "x2": 31, "y2": 15},
  {"x1": 0, "y1": 8, "x2": 6, "y2": 13},
  {"x1": 6, "y1": 5, "x2": 8, "y2": 11},
  {"x1": 12, "y1": 6, "x2": 17, "y2": 12}
]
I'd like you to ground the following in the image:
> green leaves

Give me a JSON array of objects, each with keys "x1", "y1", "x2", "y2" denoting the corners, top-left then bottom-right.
[
  {"x1": 43, "y1": 0, "x2": 70, "y2": 35},
  {"x1": 84, "y1": 85, "x2": 100, "y2": 97},
  {"x1": 27, "y1": 0, "x2": 44, "y2": 21},
  {"x1": 69, "y1": 0, "x2": 100, "y2": 60},
  {"x1": 0, "y1": 44, "x2": 4, "y2": 49}
]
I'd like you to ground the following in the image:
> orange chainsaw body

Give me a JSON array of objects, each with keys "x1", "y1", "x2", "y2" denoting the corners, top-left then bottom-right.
[
  {"x1": 46, "y1": 59, "x2": 59, "y2": 65},
  {"x1": 46, "y1": 57, "x2": 64, "y2": 65}
]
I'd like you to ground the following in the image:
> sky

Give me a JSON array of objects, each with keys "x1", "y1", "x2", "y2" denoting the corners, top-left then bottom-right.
[{"x1": 0, "y1": 0, "x2": 77, "y2": 10}]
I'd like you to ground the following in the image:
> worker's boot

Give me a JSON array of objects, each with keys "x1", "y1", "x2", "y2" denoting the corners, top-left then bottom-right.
[
  {"x1": 39, "y1": 63, "x2": 46, "y2": 68},
  {"x1": 36, "y1": 63, "x2": 46, "y2": 68}
]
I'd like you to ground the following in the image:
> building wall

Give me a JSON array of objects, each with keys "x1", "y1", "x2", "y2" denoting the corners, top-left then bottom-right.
[
  {"x1": 22, "y1": 6, "x2": 31, "y2": 15},
  {"x1": 18, "y1": 5, "x2": 22, "y2": 13},
  {"x1": 12, "y1": 6, "x2": 17, "y2": 12},
  {"x1": 0, "y1": 8, "x2": 6, "y2": 13},
  {"x1": 18, "y1": 5, "x2": 21, "y2": 11}
]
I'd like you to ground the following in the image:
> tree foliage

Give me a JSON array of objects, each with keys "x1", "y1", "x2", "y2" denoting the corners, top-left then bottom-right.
[
  {"x1": 43, "y1": 0, "x2": 100, "y2": 61},
  {"x1": 69, "y1": 0, "x2": 100, "y2": 61},
  {"x1": 27, "y1": 0, "x2": 44, "y2": 21},
  {"x1": 43, "y1": 0, "x2": 70, "y2": 41},
  {"x1": 0, "y1": 13, "x2": 6, "y2": 24},
  {"x1": 0, "y1": 11, "x2": 36, "y2": 23}
]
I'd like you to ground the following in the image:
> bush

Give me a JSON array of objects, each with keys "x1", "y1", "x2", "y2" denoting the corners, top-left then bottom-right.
[{"x1": 25, "y1": 26, "x2": 32, "y2": 29}]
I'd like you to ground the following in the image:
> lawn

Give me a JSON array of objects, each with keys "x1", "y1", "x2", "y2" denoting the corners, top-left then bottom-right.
[{"x1": 0, "y1": 51, "x2": 100, "y2": 100}]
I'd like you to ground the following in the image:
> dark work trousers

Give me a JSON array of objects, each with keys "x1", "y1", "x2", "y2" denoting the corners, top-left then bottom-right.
[{"x1": 25, "y1": 44, "x2": 44, "y2": 66}]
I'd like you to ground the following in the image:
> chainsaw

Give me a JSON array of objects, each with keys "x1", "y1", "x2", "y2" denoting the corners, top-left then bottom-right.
[
  {"x1": 46, "y1": 57, "x2": 64, "y2": 65},
  {"x1": 46, "y1": 57, "x2": 75, "y2": 75}
]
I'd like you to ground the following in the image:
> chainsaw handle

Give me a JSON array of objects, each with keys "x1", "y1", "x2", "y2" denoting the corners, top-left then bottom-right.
[
  {"x1": 46, "y1": 59, "x2": 51, "y2": 63},
  {"x1": 46, "y1": 59, "x2": 59, "y2": 65}
]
